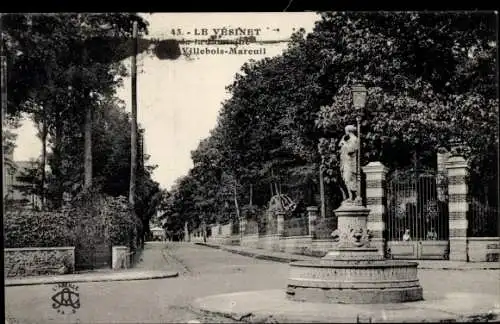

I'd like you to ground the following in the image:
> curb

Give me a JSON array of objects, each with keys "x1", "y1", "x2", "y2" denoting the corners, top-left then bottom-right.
[
  {"x1": 5, "y1": 270, "x2": 179, "y2": 287},
  {"x1": 191, "y1": 289, "x2": 500, "y2": 324},
  {"x1": 196, "y1": 242, "x2": 309, "y2": 263},
  {"x1": 196, "y1": 242, "x2": 500, "y2": 270}
]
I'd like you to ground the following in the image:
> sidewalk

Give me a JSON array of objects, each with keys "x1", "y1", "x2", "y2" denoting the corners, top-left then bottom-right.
[
  {"x1": 5, "y1": 242, "x2": 178, "y2": 287},
  {"x1": 197, "y1": 242, "x2": 500, "y2": 270}
]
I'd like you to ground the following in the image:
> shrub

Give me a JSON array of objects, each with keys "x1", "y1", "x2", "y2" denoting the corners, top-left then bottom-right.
[
  {"x1": 65, "y1": 188, "x2": 142, "y2": 269},
  {"x1": 4, "y1": 210, "x2": 76, "y2": 248},
  {"x1": 68, "y1": 188, "x2": 141, "y2": 249}
]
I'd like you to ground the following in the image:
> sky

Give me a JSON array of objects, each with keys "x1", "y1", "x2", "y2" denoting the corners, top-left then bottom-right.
[{"x1": 13, "y1": 12, "x2": 320, "y2": 191}]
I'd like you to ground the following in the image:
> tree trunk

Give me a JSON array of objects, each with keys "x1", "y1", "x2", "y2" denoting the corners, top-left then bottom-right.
[
  {"x1": 249, "y1": 183, "x2": 253, "y2": 206},
  {"x1": 319, "y1": 165, "x2": 326, "y2": 218},
  {"x1": 233, "y1": 179, "x2": 241, "y2": 220},
  {"x1": 129, "y1": 21, "x2": 138, "y2": 206},
  {"x1": 82, "y1": 43, "x2": 92, "y2": 190},
  {"x1": 40, "y1": 113, "x2": 47, "y2": 209},
  {"x1": 83, "y1": 101, "x2": 93, "y2": 189},
  {"x1": 52, "y1": 118, "x2": 64, "y2": 208}
]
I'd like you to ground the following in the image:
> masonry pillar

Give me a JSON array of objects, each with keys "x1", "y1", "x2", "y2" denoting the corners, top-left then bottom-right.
[
  {"x1": 184, "y1": 221, "x2": 190, "y2": 242},
  {"x1": 362, "y1": 161, "x2": 388, "y2": 255},
  {"x1": 307, "y1": 206, "x2": 319, "y2": 238},
  {"x1": 239, "y1": 217, "x2": 247, "y2": 236},
  {"x1": 276, "y1": 211, "x2": 285, "y2": 237},
  {"x1": 445, "y1": 155, "x2": 469, "y2": 261}
]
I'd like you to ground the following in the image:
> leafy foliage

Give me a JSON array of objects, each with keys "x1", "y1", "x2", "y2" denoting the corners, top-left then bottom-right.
[
  {"x1": 161, "y1": 12, "x2": 497, "y2": 236},
  {"x1": 3, "y1": 14, "x2": 164, "y2": 241},
  {"x1": 4, "y1": 210, "x2": 76, "y2": 248}
]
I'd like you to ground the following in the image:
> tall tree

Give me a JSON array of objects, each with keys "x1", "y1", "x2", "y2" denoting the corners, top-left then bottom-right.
[{"x1": 129, "y1": 20, "x2": 138, "y2": 205}]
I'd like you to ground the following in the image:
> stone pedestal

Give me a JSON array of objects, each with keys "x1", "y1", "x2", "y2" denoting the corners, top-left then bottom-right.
[
  {"x1": 306, "y1": 206, "x2": 318, "y2": 238},
  {"x1": 286, "y1": 202, "x2": 423, "y2": 304},
  {"x1": 112, "y1": 246, "x2": 130, "y2": 270}
]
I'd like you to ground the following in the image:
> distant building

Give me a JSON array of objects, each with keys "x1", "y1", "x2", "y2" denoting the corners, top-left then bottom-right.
[
  {"x1": 150, "y1": 225, "x2": 166, "y2": 241},
  {"x1": 3, "y1": 151, "x2": 43, "y2": 210}
]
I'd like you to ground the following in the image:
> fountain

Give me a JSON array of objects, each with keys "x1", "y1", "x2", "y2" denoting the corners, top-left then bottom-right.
[
  {"x1": 286, "y1": 201, "x2": 423, "y2": 304},
  {"x1": 286, "y1": 120, "x2": 422, "y2": 304}
]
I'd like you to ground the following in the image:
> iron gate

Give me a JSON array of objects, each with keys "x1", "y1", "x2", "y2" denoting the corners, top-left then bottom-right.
[{"x1": 386, "y1": 169, "x2": 449, "y2": 260}]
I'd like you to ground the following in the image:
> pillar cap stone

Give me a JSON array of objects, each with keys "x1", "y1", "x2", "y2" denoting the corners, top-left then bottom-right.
[
  {"x1": 362, "y1": 161, "x2": 388, "y2": 174},
  {"x1": 445, "y1": 156, "x2": 469, "y2": 169}
]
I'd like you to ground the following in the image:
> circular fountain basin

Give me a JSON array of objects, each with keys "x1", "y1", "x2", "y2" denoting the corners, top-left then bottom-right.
[{"x1": 286, "y1": 259, "x2": 423, "y2": 304}]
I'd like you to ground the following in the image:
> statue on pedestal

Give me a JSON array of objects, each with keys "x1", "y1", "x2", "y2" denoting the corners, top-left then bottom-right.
[{"x1": 339, "y1": 125, "x2": 359, "y2": 203}]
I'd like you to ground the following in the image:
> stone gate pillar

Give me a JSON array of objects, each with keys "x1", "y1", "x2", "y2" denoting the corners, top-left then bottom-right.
[
  {"x1": 184, "y1": 221, "x2": 190, "y2": 242},
  {"x1": 307, "y1": 206, "x2": 319, "y2": 238},
  {"x1": 276, "y1": 211, "x2": 285, "y2": 237},
  {"x1": 362, "y1": 162, "x2": 388, "y2": 255},
  {"x1": 445, "y1": 155, "x2": 469, "y2": 261},
  {"x1": 239, "y1": 217, "x2": 247, "y2": 236}
]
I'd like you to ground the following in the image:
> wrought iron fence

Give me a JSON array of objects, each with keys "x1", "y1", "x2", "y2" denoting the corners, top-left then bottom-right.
[
  {"x1": 258, "y1": 211, "x2": 277, "y2": 235},
  {"x1": 314, "y1": 215, "x2": 337, "y2": 239},
  {"x1": 468, "y1": 198, "x2": 499, "y2": 237},
  {"x1": 283, "y1": 216, "x2": 309, "y2": 237},
  {"x1": 386, "y1": 169, "x2": 449, "y2": 241},
  {"x1": 231, "y1": 219, "x2": 240, "y2": 235},
  {"x1": 244, "y1": 220, "x2": 259, "y2": 235}
]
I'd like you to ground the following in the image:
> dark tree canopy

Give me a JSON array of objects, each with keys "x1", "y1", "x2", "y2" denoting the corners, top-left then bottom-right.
[
  {"x1": 158, "y1": 12, "x2": 499, "y2": 234},
  {"x1": 3, "y1": 13, "x2": 162, "y2": 234}
]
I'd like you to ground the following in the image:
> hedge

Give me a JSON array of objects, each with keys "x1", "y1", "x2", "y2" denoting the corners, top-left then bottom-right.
[
  {"x1": 4, "y1": 210, "x2": 76, "y2": 248},
  {"x1": 4, "y1": 188, "x2": 142, "y2": 269}
]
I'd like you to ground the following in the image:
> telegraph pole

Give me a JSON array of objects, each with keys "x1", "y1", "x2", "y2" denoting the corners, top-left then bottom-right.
[
  {"x1": 129, "y1": 20, "x2": 138, "y2": 206},
  {"x1": 1, "y1": 14, "x2": 7, "y2": 200}
]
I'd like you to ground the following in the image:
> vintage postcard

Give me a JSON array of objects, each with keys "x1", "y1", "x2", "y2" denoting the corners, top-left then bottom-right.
[{"x1": 3, "y1": 11, "x2": 499, "y2": 323}]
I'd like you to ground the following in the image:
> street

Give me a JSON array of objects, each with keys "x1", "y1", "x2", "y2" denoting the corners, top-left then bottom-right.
[{"x1": 6, "y1": 242, "x2": 500, "y2": 323}]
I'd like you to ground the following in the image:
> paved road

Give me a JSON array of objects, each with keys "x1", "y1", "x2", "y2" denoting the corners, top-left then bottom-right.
[
  {"x1": 5, "y1": 242, "x2": 288, "y2": 323},
  {"x1": 6, "y1": 242, "x2": 500, "y2": 323}
]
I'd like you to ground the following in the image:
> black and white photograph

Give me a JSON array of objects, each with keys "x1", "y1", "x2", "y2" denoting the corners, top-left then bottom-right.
[{"x1": 2, "y1": 11, "x2": 499, "y2": 323}]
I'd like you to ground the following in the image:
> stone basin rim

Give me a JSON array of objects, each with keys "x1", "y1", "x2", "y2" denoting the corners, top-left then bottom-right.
[{"x1": 290, "y1": 260, "x2": 420, "y2": 268}]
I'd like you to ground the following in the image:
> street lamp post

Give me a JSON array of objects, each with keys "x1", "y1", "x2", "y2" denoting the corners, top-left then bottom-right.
[{"x1": 351, "y1": 83, "x2": 368, "y2": 205}]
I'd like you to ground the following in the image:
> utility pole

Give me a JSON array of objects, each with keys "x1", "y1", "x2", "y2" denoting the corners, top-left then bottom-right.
[
  {"x1": 1, "y1": 14, "x2": 7, "y2": 200},
  {"x1": 129, "y1": 20, "x2": 138, "y2": 206}
]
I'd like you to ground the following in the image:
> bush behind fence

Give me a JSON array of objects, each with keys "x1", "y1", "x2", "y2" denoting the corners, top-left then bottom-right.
[{"x1": 4, "y1": 190, "x2": 141, "y2": 270}]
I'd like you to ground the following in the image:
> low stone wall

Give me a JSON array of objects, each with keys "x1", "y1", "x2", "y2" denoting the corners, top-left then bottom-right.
[
  {"x1": 281, "y1": 236, "x2": 313, "y2": 255},
  {"x1": 4, "y1": 247, "x2": 75, "y2": 278},
  {"x1": 258, "y1": 234, "x2": 281, "y2": 251},
  {"x1": 209, "y1": 223, "x2": 233, "y2": 238},
  {"x1": 309, "y1": 239, "x2": 336, "y2": 257},
  {"x1": 207, "y1": 235, "x2": 240, "y2": 246},
  {"x1": 241, "y1": 234, "x2": 259, "y2": 248},
  {"x1": 239, "y1": 234, "x2": 335, "y2": 256},
  {"x1": 468, "y1": 237, "x2": 500, "y2": 262},
  {"x1": 191, "y1": 236, "x2": 205, "y2": 243}
]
